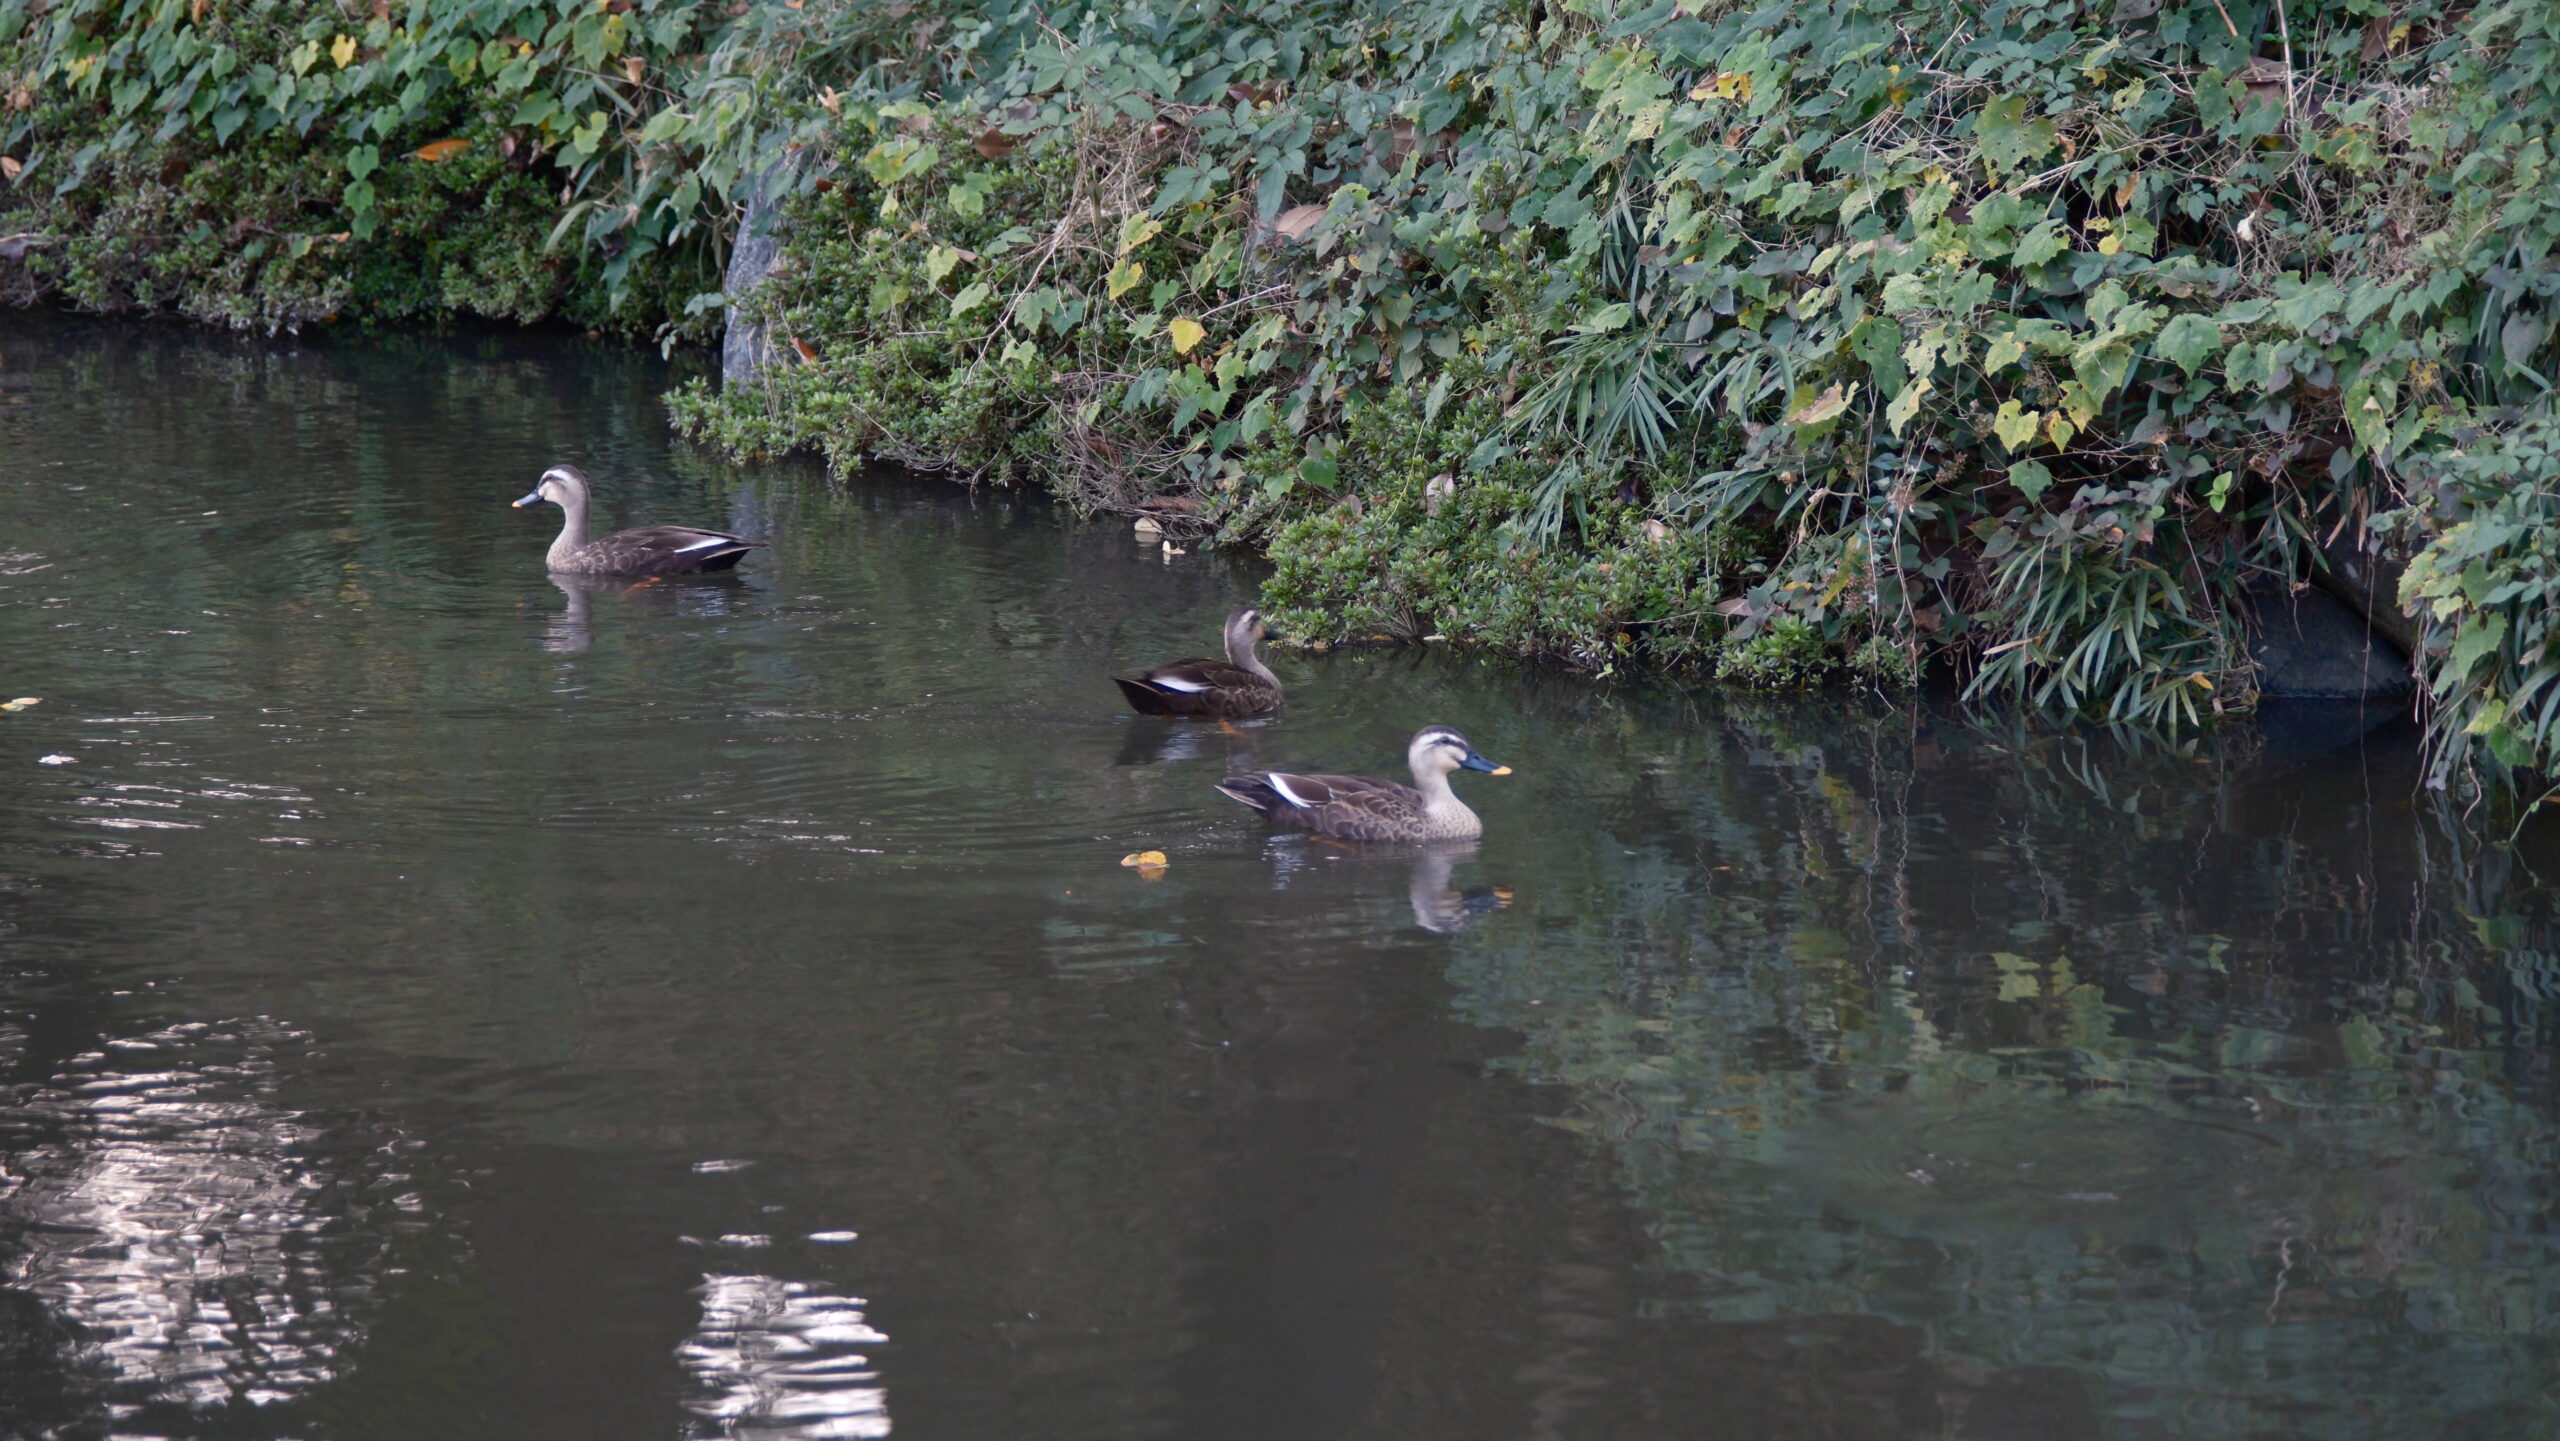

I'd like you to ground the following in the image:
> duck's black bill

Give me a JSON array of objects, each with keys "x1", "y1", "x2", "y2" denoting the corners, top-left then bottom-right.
[
  {"x1": 1460, "y1": 751, "x2": 1512, "y2": 776},
  {"x1": 511, "y1": 490, "x2": 544, "y2": 508}
]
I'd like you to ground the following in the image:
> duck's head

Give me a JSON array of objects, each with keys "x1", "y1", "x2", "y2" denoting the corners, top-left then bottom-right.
[
  {"x1": 1407, "y1": 725, "x2": 1510, "y2": 781},
  {"x1": 1225, "y1": 605, "x2": 1271, "y2": 649},
  {"x1": 513, "y1": 464, "x2": 591, "y2": 510}
]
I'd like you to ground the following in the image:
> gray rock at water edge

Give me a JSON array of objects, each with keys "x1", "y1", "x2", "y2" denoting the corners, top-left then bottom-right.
[
  {"x1": 721, "y1": 187, "x2": 788, "y2": 388},
  {"x1": 2245, "y1": 581, "x2": 2415, "y2": 700},
  {"x1": 2314, "y1": 527, "x2": 2419, "y2": 655}
]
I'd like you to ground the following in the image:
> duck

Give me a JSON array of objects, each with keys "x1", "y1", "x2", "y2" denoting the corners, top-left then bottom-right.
[
  {"x1": 511, "y1": 464, "x2": 763, "y2": 576},
  {"x1": 1217, "y1": 725, "x2": 1510, "y2": 842},
  {"x1": 1113, "y1": 606, "x2": 1284, "y2": 720}
]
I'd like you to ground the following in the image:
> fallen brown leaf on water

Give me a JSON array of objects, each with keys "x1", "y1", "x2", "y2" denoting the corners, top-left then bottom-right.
[{"x1": 410, "y1": 138, "x2": 469, "y2": 163}]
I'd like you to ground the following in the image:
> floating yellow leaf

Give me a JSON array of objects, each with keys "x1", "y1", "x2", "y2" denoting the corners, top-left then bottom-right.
[
  {"x1": 330, "y1": 33, "x2": 356, "y2": 68},
  {"x1": 1120, "y1": 849, "x2": 1169, "y2": 879},
  {"x1": 1166, "y1": 316, "x2": 1206, "y2": 354},
  {"x1": 410, "y1": 138, "x2": 469, "y2": 163},
  {"x1": 1, "y1": 697, "x2": 38, "y2": 711}
]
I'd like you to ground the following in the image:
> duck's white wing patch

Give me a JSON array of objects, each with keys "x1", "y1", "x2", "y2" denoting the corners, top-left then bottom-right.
[
  {"x1": 1153, "y1": 675, "x2": 1209, "y2": 692},
  {"x1": 673, "y1": 534, "x2": 735, "y2": 552},
  {"x1": 1266, "y1": 773, "x2": 1315, "y2": 809}
]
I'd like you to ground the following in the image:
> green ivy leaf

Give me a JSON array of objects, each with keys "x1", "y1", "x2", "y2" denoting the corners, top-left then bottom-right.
[
  {"x1": 2448, "y1": 612, "x2": 2509, "y2": 678},
  {"x1": 2011, "y1": 220, "x2": 2068, "y2": 269},
  {"x1": 2009, "y1": 459, "x2": 2055, "y2": 499},
  {"x1": 1974, "y1": 96, "x2": 2059, "y2": 175},
  {"x1": 2154, "y1": 313, "x2": 2224, "y2": 376}
]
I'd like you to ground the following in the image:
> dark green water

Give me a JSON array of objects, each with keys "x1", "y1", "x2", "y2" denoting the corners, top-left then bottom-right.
[{"x1": 1, "y1": 317, "x2": 2556, "y2": 1441}]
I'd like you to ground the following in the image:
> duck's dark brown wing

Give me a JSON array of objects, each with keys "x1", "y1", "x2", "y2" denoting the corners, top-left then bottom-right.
[
  {"x1": 1114, "y1": 658, "x2": 1282, "y2": 718},
  {"x1": 1216, "y1": 770, "x2": 1424, "y2": 840},
  {"x1": 586, "y1": 525, "x2": 763, "y2": 576}
]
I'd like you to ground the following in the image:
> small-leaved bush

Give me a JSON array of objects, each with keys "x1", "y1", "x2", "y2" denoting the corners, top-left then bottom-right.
[{"x1": 672, "y1": 0, "x2": 2559, "y2": 786}]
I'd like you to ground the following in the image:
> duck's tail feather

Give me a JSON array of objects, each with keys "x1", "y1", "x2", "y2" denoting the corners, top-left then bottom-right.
[{"x1": 1215, "y1": 774, "x2": 1283, "y2": 814}]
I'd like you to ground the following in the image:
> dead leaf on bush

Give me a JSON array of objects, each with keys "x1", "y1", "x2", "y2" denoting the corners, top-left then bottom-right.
[
  {"x1": 973, "y1": 127, "x2": 1017, "y2": 160},
  {"x1": 1272, "y1": 203, "x2": 1326, "y2": 241}
]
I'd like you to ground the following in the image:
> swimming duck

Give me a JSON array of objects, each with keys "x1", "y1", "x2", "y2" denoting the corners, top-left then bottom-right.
[
  {"x1": 1113, "y1": 607, "x2": 1284, "y2": 719},
  {"x1": 512, "y1": 464, "x2": 763, "y2": 576},
  {"x1": 1217, "y1": 725, "x2": 1510, "y2": 842}
]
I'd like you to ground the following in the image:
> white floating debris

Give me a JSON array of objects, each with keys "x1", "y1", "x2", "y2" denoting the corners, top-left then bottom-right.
[
  {"x1": 715, "y1": 1234, "x2": 773, "y2": 1249},
  {"x1": 38, "y1": 754, "x2": 72, "y2": 765},
  {"x1": 806, "y1": 1230, "x2": 860, "y2": 1244},
  {"x1": 692, "y1": 1158, "x2": 755, "y2": 1175}
]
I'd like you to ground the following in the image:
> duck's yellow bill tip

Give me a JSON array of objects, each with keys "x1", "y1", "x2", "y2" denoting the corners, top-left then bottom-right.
[
  {"x1": 510, "y1": 498, "x2": 534, "y2": 507},
  {"x1": 1489, "y1": 765, "x2": 1513, "y2": 776}
]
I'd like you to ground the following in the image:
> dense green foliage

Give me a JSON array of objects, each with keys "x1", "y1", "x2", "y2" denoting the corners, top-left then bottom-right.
[
  {"x1": 10, "y1": 0, "x2": 2560, "y2": 782},
  {"x1": 0, "y1": 0, "x2": 930, "y2": 327},
  {"x1": 663, "y1": 0, "x2": 2559, "y2": 782}
]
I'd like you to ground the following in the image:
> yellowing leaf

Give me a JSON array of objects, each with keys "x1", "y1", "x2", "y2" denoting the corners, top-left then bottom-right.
[
  {"x1": 2045, "y1": 413, "x2": 2078, "y2": 450},
  {"x1": 1885, "y1": 377, "x2": 1932, "y2": 437},
  {"x1": 1106, "y1": 258, "x2": 1144, "y2": 300},
  {"x1": 1993, "y1": 399, "x2": 2042, "y2": 451},
  {"x1": 0, "y1": 697, "x2": 39, "y2": 711},
  {"x1": 1166, "y1": 317, "x2": 1206, "y2": 354},
  {"x1": 1115, "y1": 213, "x2": 1163, "y2": 255},
  {"x1": 410, "y1": 138, "x2": 469, "y2": 162},
  {"x1": 1120, "y1": 850, "x2": 1169, "y2": 868},
  {"x1": 330, "y1": 33, "x2": 357, "y2": 68},
  {"x1": 1712, "y1": 71, "x2": 1752, "y2": 101},
  {"x1": 1785, "y1": 382, "x2": 1854, "y2": 427}
]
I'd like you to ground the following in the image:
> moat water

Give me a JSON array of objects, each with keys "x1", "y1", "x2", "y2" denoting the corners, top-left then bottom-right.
[{"x1": 1, "y1": 316, "x2": 2554, "y2": 1440}]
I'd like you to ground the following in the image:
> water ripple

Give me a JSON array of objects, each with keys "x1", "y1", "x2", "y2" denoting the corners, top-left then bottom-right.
[{"x1": 679, "y1": 1273, "x2": 891, "y2": 1440}]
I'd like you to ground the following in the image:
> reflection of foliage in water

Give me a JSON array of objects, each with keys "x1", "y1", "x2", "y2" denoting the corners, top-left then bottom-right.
[{"x1": 1443, "y1": 697, "x2": 2560, "y2": 1435}]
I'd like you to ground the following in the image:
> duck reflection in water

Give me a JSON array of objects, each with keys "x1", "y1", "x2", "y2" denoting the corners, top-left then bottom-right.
[
  {"x1": 1263, "y1": 839, "x2": 1512, "y2": 934},
  {"x1": 537, "y1": 571, "x2": 753, "y2": 655},
  {"x1": 1112, "y1": 713, "x2": 1275, "y2": 769},
  {"x1": 1404, "y1": 842, "x2": 1512, "y2": 933}
]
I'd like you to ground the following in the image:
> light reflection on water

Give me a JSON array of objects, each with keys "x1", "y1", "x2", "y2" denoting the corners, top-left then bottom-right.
[
  {"x1": 0, "y1": 1019, "x2": 375, "y2": 1423},
  {"x1": 679, "y1": 1274, "x2": 891, "y2": 1440}
]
